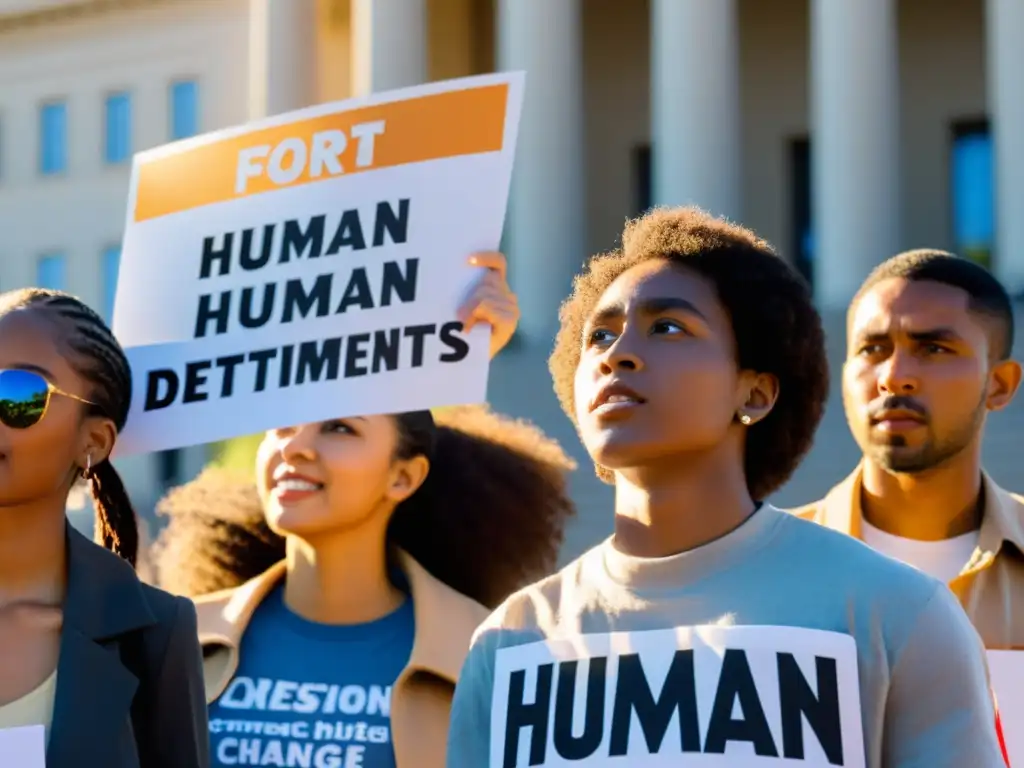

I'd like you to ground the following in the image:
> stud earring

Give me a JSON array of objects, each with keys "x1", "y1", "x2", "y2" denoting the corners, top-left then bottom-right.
[{"x1": 738, "y1": 413, "x2": 752, "y2": 425}]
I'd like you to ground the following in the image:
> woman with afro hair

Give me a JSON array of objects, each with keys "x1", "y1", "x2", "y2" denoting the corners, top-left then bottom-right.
[
  {"x1": 166, "y1": 253, "x2": 578, "y2": 768},
  {"x1": 447, "y1": 208, "x2": 1006, "y2": 767}
]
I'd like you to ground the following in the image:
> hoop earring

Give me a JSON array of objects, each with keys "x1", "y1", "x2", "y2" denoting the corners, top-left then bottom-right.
[{"x1": 84, "y1": 453, "x2": 93, "y2": 479}]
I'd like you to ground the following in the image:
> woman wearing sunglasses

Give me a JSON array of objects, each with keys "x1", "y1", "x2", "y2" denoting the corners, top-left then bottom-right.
[
  {"x1": 193, "y1": 253, "x2": 578, "y2": 768},
  {"x1": 0, "y1": 288, "x2": 208, "y2": 767}
]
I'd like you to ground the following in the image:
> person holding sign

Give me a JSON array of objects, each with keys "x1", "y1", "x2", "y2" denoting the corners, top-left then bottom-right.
[
  {"x1": 790, "y1": 251, "x2": 1023, "y2": 647},
  {"x1": 0, "y1": 289, "x2": 208, "y2": 768},
  {"x1": 193, "y1": 261, "x2": 579, "y2": 768},
  {"x1": 446, "y1": 208, "x2": 1006, "y2": 767}
]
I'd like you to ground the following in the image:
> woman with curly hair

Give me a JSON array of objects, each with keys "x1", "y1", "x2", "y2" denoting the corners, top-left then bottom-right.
[
  {"x1": 184, "y1": 253, "x2": 577, "y2": 768},
  {"x1": 447, "y1": 208, "x2": 1006, "y2": 767},
  {"x1": 152, "y1": 407, "x2": 576, "y2": 606}
]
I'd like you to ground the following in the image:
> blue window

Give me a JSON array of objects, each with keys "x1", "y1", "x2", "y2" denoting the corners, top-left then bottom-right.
[
  {"x1": 170, "y1": 80, "x2": 199, "y2": 140},
  {"x1": 951, "y1": 121, "x2": 994, "y2": 269},
  {"x1": 102, "y1": 246, "x2": 121, "y2": 321},
  {"x1": 105, "y1": 92, "x2": 132, "y2": 164},
  {"x1": 37, "y1": 254, "x2": 66, "y2": 290},
  {"x1": 39, "y1": 101, "x2": 67, "y2": 175}
]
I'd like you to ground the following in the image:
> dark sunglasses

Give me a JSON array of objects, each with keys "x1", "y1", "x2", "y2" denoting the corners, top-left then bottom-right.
[{"x1": 0, "y1": 368, "x2": 95, "y2": 429}]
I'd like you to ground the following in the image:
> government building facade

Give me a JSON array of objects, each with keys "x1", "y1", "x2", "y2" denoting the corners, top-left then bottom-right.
[{"x1": 1, "y1": 0, "x2": 1019, "y2": 553}]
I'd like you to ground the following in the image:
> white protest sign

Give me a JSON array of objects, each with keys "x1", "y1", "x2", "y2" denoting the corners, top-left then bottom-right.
[
  {"x1": 0, "y1": 725, "x2": 45, "y2": 768},
  {"x1": 490, "y1": 625, "x2": 865, "y2": 768},
  {"x1": 989, "y1": 651, "x2": 1024, "y2": 766},
  {"x1": 111, "y1": 73, "x2": 523, "y2": 456}
]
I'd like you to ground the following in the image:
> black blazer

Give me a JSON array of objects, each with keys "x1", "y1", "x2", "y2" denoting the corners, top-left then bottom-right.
[{"x1": 45, "y1": 524, "x2": 210, "y2": 768}]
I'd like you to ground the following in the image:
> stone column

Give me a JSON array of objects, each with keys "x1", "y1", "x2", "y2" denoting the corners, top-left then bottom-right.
[
  {"x1": 650, "y1": 0, "x2": 742, "y2": 221},
  {"x1": 987, "y1": 0, "x2": 1024, "y2": 293},
  {"x1": 351, "y1": 0, "x2": 428, "y2": 96},
  {"x1": 248, "y1": 0, "x2": 318, "y2": 118},
  {"x1": 496, "y1": 0, "x2": 585, "y2": 339},
  {"x1": 811, "y1": 0, "x2": 900, "y2": 308}
]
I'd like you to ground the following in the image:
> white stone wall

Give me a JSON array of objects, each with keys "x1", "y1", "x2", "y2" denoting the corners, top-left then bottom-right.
[{"x1": 0, "y1": 0, "x2": 250, "y2": 517}]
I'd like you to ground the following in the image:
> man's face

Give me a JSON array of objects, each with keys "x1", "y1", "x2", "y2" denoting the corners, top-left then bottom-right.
[{"x1": 843, "y1": 278, "x2": 995, "y2": 472}]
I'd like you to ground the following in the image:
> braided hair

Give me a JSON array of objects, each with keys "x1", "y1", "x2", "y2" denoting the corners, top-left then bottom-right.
[{"x1": 0, "y1": 288, "x2": 139, "y2": 567}]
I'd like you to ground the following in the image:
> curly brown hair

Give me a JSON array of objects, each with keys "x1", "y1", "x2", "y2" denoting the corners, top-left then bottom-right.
[
  {"x1": 548, "y1": 206, "x2": 829, "y2": 500},
  {"x1": 151, "y1": 405, "x2": 577, "y2": 607},
  {"x1": 151, "y1": 467, "x2": 283, "y2": 597}
]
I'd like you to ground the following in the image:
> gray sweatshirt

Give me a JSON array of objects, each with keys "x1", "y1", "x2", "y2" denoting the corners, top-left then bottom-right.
[{"x1": 447, "y1": 504, "x2": 1005, "y2": 767}]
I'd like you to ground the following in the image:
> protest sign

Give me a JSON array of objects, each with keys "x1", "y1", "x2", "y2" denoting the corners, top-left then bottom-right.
[
  {"x1": 209, "y1": 677, "x2": 395, "y2": 767},
  {"x1": 989, "y1": 651, "x2": 1024, "y2": 766},
  {"x1": 111, "y1": 73, "x2": 523, "y2": 456},
  {"x1": 0, "y1": 725, "x2": 45, "y2": 768},
  {"x1": 490, "y1": 625, "x2": 865, "y2": 768}
]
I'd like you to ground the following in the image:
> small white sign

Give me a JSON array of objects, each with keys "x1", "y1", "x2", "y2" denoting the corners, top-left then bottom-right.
[
  {"x1": 0, "y1": 725, "x2": 45, "y2": 768},
  {"x1": 111, "y1": 72, "x2": 523, "y2": 456},
  {"x1": 490, "y1": 625, "x2": 865, "y2": 767},
  {"x1": 989, "y1": 650, "x2": 1024, "y2": 766}
]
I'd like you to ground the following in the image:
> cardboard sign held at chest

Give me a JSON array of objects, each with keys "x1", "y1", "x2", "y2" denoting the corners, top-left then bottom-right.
[{"x1": 490, "y1": 625, "x2": 866, "y2": 768}]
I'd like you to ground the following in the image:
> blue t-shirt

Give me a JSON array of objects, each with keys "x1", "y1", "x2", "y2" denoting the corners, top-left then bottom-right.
[{"x1": 209, "y1": 585, "x2": 415, "y2": 768}]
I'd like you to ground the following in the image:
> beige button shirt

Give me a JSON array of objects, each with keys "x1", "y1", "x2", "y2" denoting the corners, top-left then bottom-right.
[{"x1": 790, "y1": 466, "x2": 1024, "y2": 649}]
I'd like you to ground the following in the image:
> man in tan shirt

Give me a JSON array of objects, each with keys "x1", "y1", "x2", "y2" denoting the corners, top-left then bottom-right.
[{"x1": 793, "y1": 249, "x2": 1024, "y2": 649}]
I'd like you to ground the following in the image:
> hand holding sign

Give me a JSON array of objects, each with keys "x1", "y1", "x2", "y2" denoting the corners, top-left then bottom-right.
[{"x1": 458, "y1": 252, "x2": 519, "y2": 359}]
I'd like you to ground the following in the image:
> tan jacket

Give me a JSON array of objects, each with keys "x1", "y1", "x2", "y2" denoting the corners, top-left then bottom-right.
[
  {"x1": 194, "y1": 550, "x2": 489, "y2": 768},
  {"x1": 790, "y1": 465, "x2": 1024, "y2": 648}
]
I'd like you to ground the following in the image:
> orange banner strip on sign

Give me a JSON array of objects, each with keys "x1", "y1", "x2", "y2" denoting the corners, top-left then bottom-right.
[{"x1": 133, "y1": 83, "x2": 509, "y2": 223}]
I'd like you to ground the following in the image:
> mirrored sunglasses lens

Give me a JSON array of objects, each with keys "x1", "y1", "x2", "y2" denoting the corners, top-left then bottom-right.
[{"x1": 0, "y1": 370, "x2": 50, "y2": 428}]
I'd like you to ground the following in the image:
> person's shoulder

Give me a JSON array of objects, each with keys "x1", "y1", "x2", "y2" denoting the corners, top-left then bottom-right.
[
  {"x1": 781, "y1": 468, "x2": 861, "y2": 525},
  {"x1": 775, "y1": 509, "x2": 942, "y2": 601},
  {"x1": 137, "y1": 581, "x2": 200, "y2": 637},
  {"x1": 120, "y1": 584, "x2": 203, "y2": 680},
  {"x1": 784, "y1": 497, "x2": 825, "y2": 522},
  {"x1": 472, "y1": 546, "x2": 597, "y2": 645},
  {"x1": 190, "y1": 584, "x2": 241, "y2": 633},
  {"x1": 189, "y1": 562, "x2": 288, "y2": 645},
  {"x1": 399, "y1": 550, "x2": 490, "y2": 626},
  {"x1": 439, "y1": 583, "x2": 491, "y2": 631},
  {"x1": 778, "y1": 508, "x2": 909, "y2": 567},
  {"x1": 1004, "y1": 488, "x2": 1024, "y2": 517}
]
